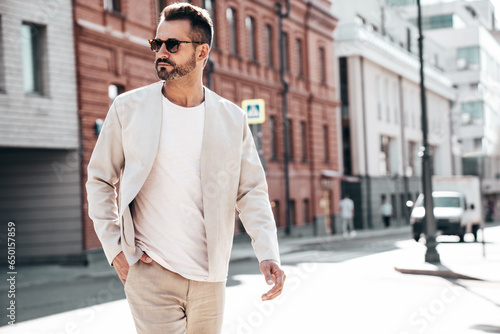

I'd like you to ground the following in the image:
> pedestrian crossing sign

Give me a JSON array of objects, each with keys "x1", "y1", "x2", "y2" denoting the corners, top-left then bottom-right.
[{"x1": 242, "y1": 99, "x2": 265, "y2": 124}]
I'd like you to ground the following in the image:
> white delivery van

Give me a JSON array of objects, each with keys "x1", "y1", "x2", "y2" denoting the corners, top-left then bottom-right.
[{"x1": 410, "y1": 176, "x2": 483, "y2": 242}]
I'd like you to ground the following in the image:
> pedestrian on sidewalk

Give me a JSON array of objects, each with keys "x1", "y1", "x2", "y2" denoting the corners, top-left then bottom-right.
[
  {"x1": 340, "y1": 194, "x2": 355, "y2": 237},
  {"x1": 86, "y1": 4, "x2": 285, "y2": 334},
  {"x1": 380, "y1": 195, "x2": 393, "y2": 228}
]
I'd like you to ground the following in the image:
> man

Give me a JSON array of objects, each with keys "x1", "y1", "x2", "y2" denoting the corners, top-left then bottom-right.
[
  {"x1": 380, "y1": 195, "x2": 393, "y2": 228},
  {"x1": 339, "y1": 194, "x2": 355, "y2": 237},
  {"x1": 86, "y1": 4, "x2": 285, "y2": 333}
]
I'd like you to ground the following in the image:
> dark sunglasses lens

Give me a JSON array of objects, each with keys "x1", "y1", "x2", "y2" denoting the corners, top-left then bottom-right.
[
  {"x1": 150, "y1": 39, "x2": 162, "y2": 51},
  {"x1": 165, "y1": 39, "x2": 180, "y2": 53}
]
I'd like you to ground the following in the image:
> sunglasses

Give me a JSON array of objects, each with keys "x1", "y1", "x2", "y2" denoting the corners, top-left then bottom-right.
[{"x1": 148, "y1": 38, "x2": 203, "y2": 53}]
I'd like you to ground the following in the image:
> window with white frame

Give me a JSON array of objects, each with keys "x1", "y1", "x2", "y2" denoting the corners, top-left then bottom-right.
[
  {"x1": 22, "y1": 23, "x2": 46, "y2": 95},
  {"x1": 104, "y1": 0, "x2": 121, "y2": 12},
  {"x1": 456, "y1": 46, "x2": 480, "y2": 71}
]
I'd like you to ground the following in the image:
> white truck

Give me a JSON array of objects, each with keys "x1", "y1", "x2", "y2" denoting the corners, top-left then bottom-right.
[{"x1": 410, "y1": 176, "x2": 483, "y2": 242}]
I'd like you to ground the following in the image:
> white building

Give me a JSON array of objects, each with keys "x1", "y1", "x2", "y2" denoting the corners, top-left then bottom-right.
[
  {"x1": 391, "y1": 0, "x2": 500, "y2": 219},
  {"x1": 332, "y1": 0, "x2": 457, "y2": 229},
  {"x1": 0, "y1": 1, "x2": 83, "y2": 263}
]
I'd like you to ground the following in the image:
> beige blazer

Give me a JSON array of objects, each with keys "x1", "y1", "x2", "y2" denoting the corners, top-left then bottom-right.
[{"x1": 86, "y1": 81, "x2": 280, "y2": 281}]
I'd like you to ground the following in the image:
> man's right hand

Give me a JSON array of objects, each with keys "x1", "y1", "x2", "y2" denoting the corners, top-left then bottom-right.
[
  {"x1": 112, "y1": 251, "x2": 153, "y2": 285},
  {"x1": 112, "y1": 251, "x2": 129, "y2": 285}
]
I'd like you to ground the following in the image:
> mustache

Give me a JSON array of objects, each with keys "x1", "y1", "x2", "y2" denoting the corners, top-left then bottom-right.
[{"x1": 156, "y1": 58, "x2": 175, "y2": 66}]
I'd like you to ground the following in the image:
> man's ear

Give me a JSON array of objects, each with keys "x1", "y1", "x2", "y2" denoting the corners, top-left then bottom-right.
[{"x1": 197, "y1": 44, "x2": 210, "y2": 63}]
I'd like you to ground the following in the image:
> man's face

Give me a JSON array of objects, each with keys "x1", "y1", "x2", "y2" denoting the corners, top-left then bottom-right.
[{"x1": 154, "y1": 19, "x2": 198, "y2": 81}]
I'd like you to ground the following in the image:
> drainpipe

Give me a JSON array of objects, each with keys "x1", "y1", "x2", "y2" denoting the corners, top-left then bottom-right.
[
  {"x1": 399, "y1": 74, "x2": 410, "y2": 223},
  {"x1": 277, "y1": 0, "x2": 291, "y2": 235},
  {"x1": 360, "y1": 57, "x2": 373, "y2": 229}
]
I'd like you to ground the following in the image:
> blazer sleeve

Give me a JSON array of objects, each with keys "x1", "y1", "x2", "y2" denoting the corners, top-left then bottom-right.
[
  {"x1": 235, "y1": 114, "x2": 281, "y2": 265},
  {"x1": 86, "y1": 101, "x2": 124, "y2": 266}
]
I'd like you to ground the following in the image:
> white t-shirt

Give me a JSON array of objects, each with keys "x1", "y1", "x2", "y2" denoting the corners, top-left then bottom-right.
[
  {"x1": 380, "y1": 202, "x2": 393, "y2": 217},
  {"x1": 339, "y1": 198, "x2": 354, "y2": 219},
  {"x1": 132, "y1": 94, "x2": 209, "y2": 281}
]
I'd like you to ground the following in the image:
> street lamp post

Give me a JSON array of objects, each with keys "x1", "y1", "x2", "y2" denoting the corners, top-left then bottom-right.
[
  {"x1": 277, "y1": 1, "x2": 292, "y2": 235},
  {"x1": 417, "y1": 0, "x2": 440, "y2": 263}
]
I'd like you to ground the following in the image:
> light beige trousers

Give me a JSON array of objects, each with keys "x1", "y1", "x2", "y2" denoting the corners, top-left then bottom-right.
[{"x1": 124, "y1": 260, "x2": 225, "y2": 334}]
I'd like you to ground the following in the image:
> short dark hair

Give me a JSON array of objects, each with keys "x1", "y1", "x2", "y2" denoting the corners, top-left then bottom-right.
[{"x1": 160, "y1": 3, "x2": 213, "y2": 50}]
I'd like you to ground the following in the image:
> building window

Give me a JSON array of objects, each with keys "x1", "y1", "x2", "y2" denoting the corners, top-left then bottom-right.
[
  {"x1": 457, "y1": 46, "x2": 480, "y2": 70},
  {"x1": 319, "y1": 47, "x2": 326, "y2": 84},
  {"x1": 393, "y1": 82, "x2": 399, "y2": 124},
  {"x1": 108, "y1": 84, "x2": 125, "y2": 104},
  {"x1": 0, "y1": 16, "x2": 5, "y2": 92},
  {"x1": 204, "y1": 0, "x2": 216, "y2": 47},
  {"x1": 385, "y1": 79, "x2": 390, "y2": 122},
  {"x1": 474, "y1": 138, "x2": 483, "y2": 151},
  {"x1": 227, "y1": 8, "x2": 237, "y2": 55},
  {"x1": 246, "y1": 16, "x2": 256, "y2": 61},
  {"x1": 408, "y1": 141, "x2": 416, "y2": 176},
  {"x1": 296, "y1": 39, "x2": 303, "y2": 77},
  {"x1": 282, "y1": 32, "x2": 289, "y2": 71},
  {"x1": 323, "y1": 124, "x2": 330, "y2": 163},
  {"x1": 104, "y1": 0, "x2": 121, "y2": 12},
  {"x1": 303, "y1": 198, "x2": 310, "y2": 224},
  {"x1": 249, "y1": 123, "x2": 263, "y2": 155},
  {"x1": 300, "y1": 121, "x2": 307, "y2": 162},
  {"x1": 406, "y1": 28, "x2": 411, "y2": 52},
  {"x1": 270, "y1": 115, "x2": 278, "y2": 160},
  {"x1": 386, "y1": 0, "x2": 416, "y2": 6},
  {"x1": 22, "y1": 23, "x2": 46, "y2": 95},
  {"x1": 461, "y1": 101, "x2": 484, "y2": 125},
  {"x1": 380, "y1": 135, "x2": 391, "y2": 175},
  {"x1": 265, "y1": 25, "x2": 273, "y2": 67},
  {"x1": 409, "y1": 14, "x2": 464, "y2": 30},
  {"x1": 376, "y1": 76, "x2": 382, "y2": 120},
  {"x1": 287, "y1": 119, "x2": 294, "y2": 161}
]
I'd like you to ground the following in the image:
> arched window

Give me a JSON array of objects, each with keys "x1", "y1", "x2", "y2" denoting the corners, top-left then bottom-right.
[
  {"x1": 226, "y1": 8, "x2": 237, "y2": 54},
  {"x1": 246, "y1": 16, "x2": 256, "y2": 61}
]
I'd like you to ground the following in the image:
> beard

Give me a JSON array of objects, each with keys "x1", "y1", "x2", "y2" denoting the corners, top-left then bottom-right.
[{"x1": 155, "y1": 51, "x2": 196, "y2": 81}]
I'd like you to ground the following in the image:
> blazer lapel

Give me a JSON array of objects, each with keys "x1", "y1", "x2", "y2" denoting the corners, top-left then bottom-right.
[
  {"x1": 121, "y1": 82, "x2": 163, "y2": 210},
  {"x1": 200, "y1": 87, "x2": 222, "y2": 276}
]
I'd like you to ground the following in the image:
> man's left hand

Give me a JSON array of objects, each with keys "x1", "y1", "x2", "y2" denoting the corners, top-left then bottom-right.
[{"x1": 259, "y1": 260, "x2": 286, "y2": 301}]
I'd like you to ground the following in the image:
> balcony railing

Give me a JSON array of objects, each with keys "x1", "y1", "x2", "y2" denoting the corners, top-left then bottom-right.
[{"x1": 335, "y1": 22, "x2": 452, "y2": 88}]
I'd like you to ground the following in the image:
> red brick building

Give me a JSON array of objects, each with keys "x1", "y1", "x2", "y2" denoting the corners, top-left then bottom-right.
[{"x1": 75, "y1": 0, "x2": 340, "y2": 252}]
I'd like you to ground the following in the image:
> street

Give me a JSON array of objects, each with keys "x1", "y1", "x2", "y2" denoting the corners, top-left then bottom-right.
[{"x1": 2, "y1": 226, "x2": 500, "y2": 334}]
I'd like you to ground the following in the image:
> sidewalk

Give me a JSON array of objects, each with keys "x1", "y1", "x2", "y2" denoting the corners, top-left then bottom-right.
[{"x1": 12, "y1": 225, "x2": 412, "y2": 289}]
